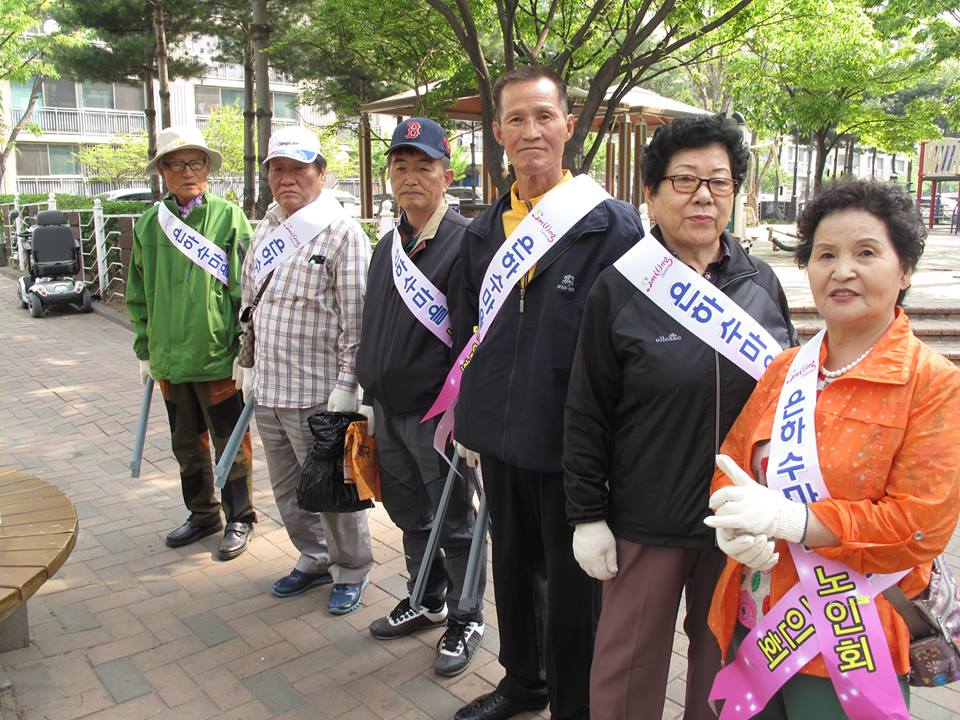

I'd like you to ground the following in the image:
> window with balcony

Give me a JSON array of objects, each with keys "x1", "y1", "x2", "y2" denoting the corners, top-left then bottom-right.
[
  {"x1": 16, "y1": 143, "x2": 81, "y2": 176},
  {"x1": 43, "y1": 78, "x2": 77, "y2": 108},
  {"x1": 11, "y1": 80, "x2": 41, "y2": 109},
  {"x1": 79, "y1": 81, "x2": 145, "y2": 112},
  {"x1": 273, "y1": 92, "x2": 297, "y2": 120},
  {"x1": 50, "y1": 145, "x2": 80, "y2": 175},
  {"x1": 114, "y1": 84, "x2": 145, "y2": 112},
  {"x1": 82, "y1": 82, "x2": 113, "y2": 108},
  {"x1": 195, "y1": 86, "x2": 244, "y2": 116}
]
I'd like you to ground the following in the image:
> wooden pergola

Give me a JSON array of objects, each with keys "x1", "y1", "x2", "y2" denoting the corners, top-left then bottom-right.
[{"x1": 357, "y1": 84, "x2": 707, "y2": 217}]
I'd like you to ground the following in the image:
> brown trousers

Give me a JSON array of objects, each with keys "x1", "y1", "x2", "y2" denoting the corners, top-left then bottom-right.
[{"x1": 589, "y1": 539, "x2": 726, "y2": 720}]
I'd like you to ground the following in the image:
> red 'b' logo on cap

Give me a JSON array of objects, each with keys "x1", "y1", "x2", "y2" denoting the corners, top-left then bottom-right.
[{"x1": 404, "y1": 121, "x2": 422, "y2": 139}]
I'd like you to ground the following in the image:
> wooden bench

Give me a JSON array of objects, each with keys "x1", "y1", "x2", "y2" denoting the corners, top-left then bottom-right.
[{"x1": 0, "y1": 468, "x2": 78, "y2": 657}]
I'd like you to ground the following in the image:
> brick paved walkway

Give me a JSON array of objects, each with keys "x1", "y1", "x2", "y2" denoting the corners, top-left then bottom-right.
[{"x1": 2, "y1": 232, "x2": 960, "y2": 720}]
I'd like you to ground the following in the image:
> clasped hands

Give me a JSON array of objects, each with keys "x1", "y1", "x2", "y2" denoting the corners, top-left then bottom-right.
[{"x1": 705, "y1": 454, "x2": 809, "y2": 570}]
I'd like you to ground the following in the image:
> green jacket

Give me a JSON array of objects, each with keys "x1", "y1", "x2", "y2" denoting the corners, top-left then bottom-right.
[{"x1": 126, "y1": 194, "x2": 251, "y2": 383}]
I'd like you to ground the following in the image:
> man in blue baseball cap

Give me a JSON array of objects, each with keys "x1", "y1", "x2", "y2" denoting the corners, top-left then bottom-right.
[{"x1": 357, "y1": 118, "x2": 486, "y2": 677}]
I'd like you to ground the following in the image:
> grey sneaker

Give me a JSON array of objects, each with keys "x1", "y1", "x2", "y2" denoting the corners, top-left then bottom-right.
[
  {"x1": 434, "y1": 618, "x2": 484, "y2": 677},
  {"x1": 369, "y1": 597, "x2": 448, "y2": 640}
]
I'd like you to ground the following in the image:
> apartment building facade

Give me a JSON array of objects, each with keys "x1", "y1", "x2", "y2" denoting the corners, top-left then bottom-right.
[{"x1": 0, "y1": 40, "x2": 335, "y2": 196}]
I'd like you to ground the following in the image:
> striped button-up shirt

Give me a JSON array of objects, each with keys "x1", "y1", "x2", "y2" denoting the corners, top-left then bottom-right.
[{"x1": 240, "y1": 199, "x2": 371, "y2": 409}]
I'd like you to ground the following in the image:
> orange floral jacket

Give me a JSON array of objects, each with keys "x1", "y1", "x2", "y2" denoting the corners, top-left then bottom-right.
[{"x1": 708, "y1": 310, "x2": 960, "y2": 677}]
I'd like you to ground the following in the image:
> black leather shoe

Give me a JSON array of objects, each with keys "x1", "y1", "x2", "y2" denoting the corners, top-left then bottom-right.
[
  {"x1": 217, "y1": 521, "x2": 253, "y2": 560},
  {"x1": 454, "y1": 691, "x2": 548, "y2": 720},
  {"x1": 165, "y1": 519, "x2": 223, "y2": 548}
]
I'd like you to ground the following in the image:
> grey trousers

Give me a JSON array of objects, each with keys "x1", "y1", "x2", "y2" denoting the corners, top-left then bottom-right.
[
  {"x1": 375, "y1": 400, "x2": 485, "y2": 621},
  {"x1": 255, "y1": 403, "x2": 373, "y2": 583}
]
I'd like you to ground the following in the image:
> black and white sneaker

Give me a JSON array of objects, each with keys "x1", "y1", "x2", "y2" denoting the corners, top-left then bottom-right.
[
  {"x1": 434, "y1": 618, "x2": 484, "y2": 677},
  {"x1": 369, "y1": 597, "x2": 448, "y2": 640}
]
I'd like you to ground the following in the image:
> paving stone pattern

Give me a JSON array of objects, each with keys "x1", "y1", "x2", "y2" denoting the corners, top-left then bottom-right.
[{"x1": 2, "y1": 226, "x2": 960, "y2": 720}]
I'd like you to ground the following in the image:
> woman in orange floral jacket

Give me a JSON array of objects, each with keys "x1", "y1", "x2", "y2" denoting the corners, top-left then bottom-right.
[{"x1": 704, "y1": 180, "x2": 960, "y2": 718}]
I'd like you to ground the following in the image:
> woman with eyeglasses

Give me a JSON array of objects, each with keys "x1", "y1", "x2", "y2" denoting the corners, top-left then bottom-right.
[{"x1": 562, "y1": 114, "x2": 797, "y2": 719}]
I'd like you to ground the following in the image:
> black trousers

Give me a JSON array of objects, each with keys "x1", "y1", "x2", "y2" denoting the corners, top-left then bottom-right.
[
  {"x1": 377, "y1": 402, "x2": 485, "y2": 620},
  {"x1": 481, "y1": 455, "x2": 600, "y2": 720}
]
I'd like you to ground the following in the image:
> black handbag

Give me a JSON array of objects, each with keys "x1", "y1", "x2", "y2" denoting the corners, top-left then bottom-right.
[{"x1": 297, "y1": 410, "x2": 373, "y2": 513}]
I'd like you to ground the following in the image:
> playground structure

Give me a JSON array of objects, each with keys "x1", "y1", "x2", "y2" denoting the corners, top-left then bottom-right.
[{"x1": 917, "y1": 139, "x2": 960, "y2": 232}]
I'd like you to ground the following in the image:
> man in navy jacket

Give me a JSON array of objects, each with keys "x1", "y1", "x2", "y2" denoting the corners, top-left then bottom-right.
[
  {"x1": 357, "y1": 118, "x2": 486, "y2": 678},
  {"x1": 452, "y1": 67, "x2": 644, "y2": 720}
]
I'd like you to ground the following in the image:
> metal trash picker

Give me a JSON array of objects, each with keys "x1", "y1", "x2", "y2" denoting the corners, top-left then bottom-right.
[
  {"x1": 410, "y1": 446, "x2": 460, "y2": 611},
  {"x1": 410, "y1": 448, "x2": 489, "y2": 613},
  {"x1": 130, "y1": 377, "x2": 155, "y2": 478},
  {"x1": 214, "y1": 396, "x2": 257, "y2": 489},
  {"x1": 458, "y1": 464, "x2": 488, "y2": 613}
]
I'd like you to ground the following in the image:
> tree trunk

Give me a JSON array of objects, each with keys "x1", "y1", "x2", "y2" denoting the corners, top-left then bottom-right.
[
  {"x1": 0, "y1": 75, "x2": 44, "y2": 192},
  {"x1": 152, "y1": 1, "x2": 172, "y2": 129},
  {"x1": 844, "y1": 138, "x2": 855, "y2": 178},
  {"x1": 243, "y1": 41, "x2": 256, "y2": 217},
  {"x1": 813, "y1": 129, "x2": 829, "y2": 194},
  {"x1": 252, "y1": 0, "x2": 272, "y2": 217},
  {"x1": 772, "y1": 137, "x2": 783, "y2": 219},
  {"x1": 144, "y1": 68, "x2": 161, "y2": 200},
  {"x1": 747, "y1": 129, "x2": 760, "y2": 216}
]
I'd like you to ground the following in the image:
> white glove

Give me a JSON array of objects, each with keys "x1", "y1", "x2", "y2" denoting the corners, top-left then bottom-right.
[
  {"x1": 327, "y1": 387, "x2": 357, "y2": 413},
  {"x1": 358, "y1": 404, "x2": 375, "y2": 436},
  {"x1": 232, "y1": 359, "x2": 253, "y2": 403},
  {"x1": 704, "y1": 454, "x2": 809, "y2": 544},
  {"x1": 716, "y1": 526, "x2": 779, "y2": 571},
  {"x1": 138, "y1": 359, "x2": 151, "y2": 385},
  {"x1": 572, "y1": 520, "x2": 618, "y2": 581},
  {"x1": 455, "y1": 441, "x2": 479, "y2": 468}
]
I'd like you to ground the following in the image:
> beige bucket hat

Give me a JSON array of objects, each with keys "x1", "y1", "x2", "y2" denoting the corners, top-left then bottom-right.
[{"x1": 145, "y1": 125, "x2": 223, "y2": 175}]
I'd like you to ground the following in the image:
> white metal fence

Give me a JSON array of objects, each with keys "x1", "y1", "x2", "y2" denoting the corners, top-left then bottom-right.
[
  {"x1": 3, "y1": 193, "x2": 136, "y2": 304},
  {"x1": 3, "y1": 193, "x2": 390, "y2": 306}
]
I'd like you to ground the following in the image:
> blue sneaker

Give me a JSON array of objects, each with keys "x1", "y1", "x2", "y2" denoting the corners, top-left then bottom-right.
[
  {"x1": 271, "y1": 569, "x2": 333, "y2": 598},
  {"x1": 327, "y1": 578, "x2": 369, "y2": 615}
]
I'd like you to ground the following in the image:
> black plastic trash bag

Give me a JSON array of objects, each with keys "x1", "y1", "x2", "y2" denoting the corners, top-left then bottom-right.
[{"x1": 297, "y1": 410, "x2": 372, "y2": 513}]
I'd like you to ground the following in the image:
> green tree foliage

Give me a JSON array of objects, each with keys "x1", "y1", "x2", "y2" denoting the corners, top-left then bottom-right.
[
  {"x1": 266, "y1": 0, "x2": 761, "y2": 193},
  {"x1": 73, "y1": 133, "x2": 149, "y2": 184},
  {"x1": 269, "y1": 0, "x2": 469, "y2": 123},
  {"x1": 423, "y1": 0, "x2": 762, "y2": 191},
  {"x1": 767, "y1": 0, "x2": 943, "y2": 190},
  {"x1": 203, "y1": 105, "x2": 245, "y2": 177},
  {"x1": 50, "y1": 0, "x2": 206, "y2": 88},
  {"x1": 0, "y1": 1, "x2": 85, "y2": 188},
  {"x1": 50, "y1": 0, "x2": 209, "y2": 197},
  {"x1": 449, "y1": 144, "x2": 469, "y2": 182}
]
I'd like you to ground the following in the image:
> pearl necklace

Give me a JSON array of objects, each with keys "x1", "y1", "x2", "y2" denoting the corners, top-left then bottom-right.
[{"x1": 820, "y1": 345, "x2": 874, "y2": 379}]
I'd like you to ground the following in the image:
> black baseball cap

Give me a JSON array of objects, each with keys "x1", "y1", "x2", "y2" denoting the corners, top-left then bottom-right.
[{"x1": 386, "y1": 117, "x2": 451, "y2": 159}]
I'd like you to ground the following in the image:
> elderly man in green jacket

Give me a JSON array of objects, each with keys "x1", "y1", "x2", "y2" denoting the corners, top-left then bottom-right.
[{"x1": 126, "y1": 126, "x2": 256, "y2": 561}]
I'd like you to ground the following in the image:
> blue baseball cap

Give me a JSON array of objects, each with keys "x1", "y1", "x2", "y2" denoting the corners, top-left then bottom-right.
[{"x1": 386, "y1": 117, "x2": 451, "y2": 159}]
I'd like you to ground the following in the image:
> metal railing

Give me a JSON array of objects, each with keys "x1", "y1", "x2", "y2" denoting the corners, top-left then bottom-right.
[
  {"x1": 3, "y1": 194, "x2": 388, "y2": 306},
  {"x1": 203, "y1": 63, "x2": 296, "y2": 85},
  {"x1": 195, "y1": 115, "x2": 297, "y2": 132},
  {"x1": 12, "y1": 107, "x2": 146, "y2": 136},
  {"x1": 16, "y1": 177, "x2": 87, "y2": 195},
  {"x1": 2, "y1": 193, "x2": 133, "y2": 303}
]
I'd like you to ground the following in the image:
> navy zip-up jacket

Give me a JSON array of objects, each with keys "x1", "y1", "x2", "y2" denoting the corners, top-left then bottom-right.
[
  {"x1": 453, "y1": 190, "x2": 644, "y2": 473},
  {"x1": 357, "y1": 208, "x2": 470, "y2": 416}
]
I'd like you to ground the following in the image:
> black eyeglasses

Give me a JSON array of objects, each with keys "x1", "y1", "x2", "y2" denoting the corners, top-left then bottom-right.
[
  {"x1": 162, "y1": 158, "x2": 208, "y2": 173},
  {"x1": 663, "y1": 175, "x2": 737, "y2": 196}
]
